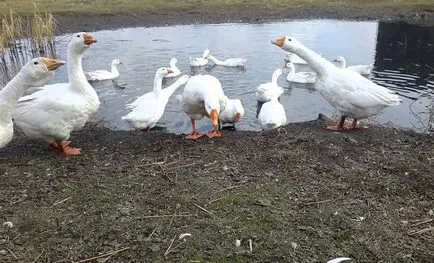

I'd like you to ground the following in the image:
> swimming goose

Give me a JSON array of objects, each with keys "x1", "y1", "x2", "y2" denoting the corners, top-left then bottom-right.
[
  {"x1": 122, "y1": 70, "x2": 190, "y2": 130},
  {"x1": 219, "y1": 98, "x2": 244, "y2": 127},
  {"x1": 272, "y1": 36, "x2": 401, "y2": 131},
  {"x1": 285, "y1": 62, "x2": 316, "y2": 84},
  {"x1": 164, "y1": 58, "x2": 181, "y2": 78},
  {"x1": 333, "y1": 56, "x2": 372, "y2": 76},
  {"x1": 206, "y1": 53, "x2": 247, "y2": 67},
  {"x1": 189, "y1": 49, "x2": 210, "y2": 67},
  {"x1": 284, "y1": 52, "x2": 307, "y2": 64},
  {"x1": 0, "y1": 57, "x2": 65, "y2": 149},
  {"x1": 256, "y1": 67, "x2": 284, "y2": 102},
  {"x1": 13, "y1": 32, "x2": 99, "y2": 156},
  {"x1": 86, "y1": 58, "x2": 122, "y2": 81},
  {"x1": 258, "y1": 97, "x2": 286, "y2": 131},
  {"x1": 182, "y1": 75, "x2": 227, "y2": 139}
]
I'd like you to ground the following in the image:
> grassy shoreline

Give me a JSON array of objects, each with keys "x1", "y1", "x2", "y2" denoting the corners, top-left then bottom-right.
[{"x1": 1, "y1": 0, "x2": 432, "y2": 16}]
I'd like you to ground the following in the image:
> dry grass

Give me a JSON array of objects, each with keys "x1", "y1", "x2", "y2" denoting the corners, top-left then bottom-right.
[{"x1": 0, "y1": 0, "x2": 432, "y2": 16}]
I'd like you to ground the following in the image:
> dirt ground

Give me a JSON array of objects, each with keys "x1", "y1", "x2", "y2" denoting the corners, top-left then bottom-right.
[
  {"x1": 54, "y1": 6, "x2": 434, "y2": 34},
  {"x1": 1, "y1": 117, "x2": 433, "y2": 262}
]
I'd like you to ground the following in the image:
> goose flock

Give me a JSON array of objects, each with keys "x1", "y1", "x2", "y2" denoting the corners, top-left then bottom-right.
[{"x1": 0, "y1": 32, "x2": 401, "y2": 156}]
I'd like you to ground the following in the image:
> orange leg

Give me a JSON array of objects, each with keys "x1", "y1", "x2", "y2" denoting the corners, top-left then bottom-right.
[
  {"x1": 51, "y1": 140, "x2": 81, "y2": 156},
  {"x1": 186, "y1": 118, "x2": 203, "y2": 140},
  {"x1": 326, "y1": 115, "x2": 347, "y2": 132}
]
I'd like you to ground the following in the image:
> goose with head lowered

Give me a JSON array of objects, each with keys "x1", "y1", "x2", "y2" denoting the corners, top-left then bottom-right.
[
  {"x1": 13, "y1": 32, "x2": 99, "y2": 156},
  {"x1": 122, "y1": 68, "x2": 190, "y2": 130},
  {"x1": 206, "y1": 52, "x2": 247, "y2": 67},
  {"x1": 0, "y1": 57, "x2": 65, "y2": 149},
  {"x1": 256, "y1": 67, "x2": 284, "y2": 103},
  {"x1": 219, "y1": 98, "x2": 244, "y2": 128},
  {"x1": 86, "y1": 58, "x2": 122, "y2": 81},
  {"x1": 272, "y1": 36, "x2": 401, "y2": 131},
  {"x1": 181, "y1": 74, "x2": 227, "y2": 139},
  {"x1": 333, "y1": 56, "x2": 372, "y2": 76}
]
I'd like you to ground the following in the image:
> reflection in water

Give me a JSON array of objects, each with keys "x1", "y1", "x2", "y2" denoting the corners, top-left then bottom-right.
[{"x1": 1, "y1": 20, "x2": 433, "y2": 133}]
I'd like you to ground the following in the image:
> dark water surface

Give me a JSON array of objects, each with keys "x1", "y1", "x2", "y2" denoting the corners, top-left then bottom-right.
[{"x1": 2, "y1": 20, "x2": 433, "y2": 133}]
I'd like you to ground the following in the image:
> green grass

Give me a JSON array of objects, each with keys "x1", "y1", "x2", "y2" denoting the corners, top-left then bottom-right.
[{"x1": 0, "y1": 0, "x2": 432, "y2": 16}]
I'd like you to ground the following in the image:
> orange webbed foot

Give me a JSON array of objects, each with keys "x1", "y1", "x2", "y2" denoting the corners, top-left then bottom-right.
[
  {"x1": 206, "y1": 129, "x2": 221, "y2": 138},
  {"x1": 60, "y1": 147, "x2": 82, "y2": 156},
  {"x1": 326, "y1": 125, "x2": 347, "y2": 132},
  {"x1": 186, "y1": 131, "x2": 203, "y2": 140}
]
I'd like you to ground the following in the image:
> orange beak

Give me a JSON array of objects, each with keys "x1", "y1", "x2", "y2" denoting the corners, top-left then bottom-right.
[
  {"x1": 84, "y1": 33, "x2": 97, "y2": 45},
  {"x1": 271, "y1": 36, "x2": 285, "y2": 47},
  {"x1": 235, "y1": 113, "x2": 241, "y2": 122},
  {"x1": 166, "y1": 68, "x2": 174, "y2": 74},
  {"x1": 210, "y1": 109, "x2": 218, "y2": 127},
  {"x1": 42, "y1": 58, "x2": 65, "y2": 71}
]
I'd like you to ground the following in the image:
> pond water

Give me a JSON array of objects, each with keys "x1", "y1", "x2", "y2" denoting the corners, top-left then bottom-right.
[{"x1": 2, "y1": 20, "x2": 434, "y2": 133}]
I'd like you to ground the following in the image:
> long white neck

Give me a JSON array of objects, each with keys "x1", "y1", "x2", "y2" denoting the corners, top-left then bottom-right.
[
  {"x1": 0, "y1": 72, "x2": 31, "y2": 122},
  {"x1": 339, "y1": 58, "x2": 347, "y2": 68},
  {"x1": 291, "y1": 45, "x2": 334, "y2": 78},
  {"x1": 271, "y1": 69, "x2": 282, "y2": 84},
  {"x1": 170, "y1": 61, "x2": 179, "y2": 71},
  {"x1": 110, "y1": 63, "x2": 119, "y2": 75},
  {"x1": 208, "y1": 55, "x2": 223, "y2": 65},
  {"x1": 153, "y1": 73, "x2": 164, "y2": 95},
  {"x1": 68, "y1": 47, "x2": 88, "y2": 89},
  {"x1": 162, "y1": 79, "x2": 185, "y2": 100}
]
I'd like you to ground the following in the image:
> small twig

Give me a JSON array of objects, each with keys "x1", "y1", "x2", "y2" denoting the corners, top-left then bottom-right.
[
  {"x1": 159, "y1": 165, "x2": 173, "y2": 182},
  {"x1": 408, "y1": 226, "x2": 434, "y2": 236},
  {"x1": 300, "y1": 199, "x2": 332, "y2": 206},
  {"x1": 73, "y1": 247, "x2": 130, "y2": 263},
  {"x1": 146, "y1": 227, "x2": 158, "y2": 241},
  {"x1": 411, "y1": 218, "x2": 433, "y2": 227},
  {"x1": 194, "y1": 204, "x2": 214, "y2": 216},
  {"x1": 7, "y1": 249, "x2": 19, "y2": 261},
  {"x1": 164, "y1": 234, "x2": 177, "y2": 257},
  {"x1": 52, "y1": 197, "x2": 71, "y2": 207},
  {"x1": 32, "y1": 251, "x2": 44, "y2": 263},
  {"x1": 142, "y1": 214, "x2": 194, "y2": 219},
  {"x1": 212, "y1": 183, "x2": 248, "y2": 196},
  {"x1": 248, "y1": 239, "x2": 253, "y2": 253}
]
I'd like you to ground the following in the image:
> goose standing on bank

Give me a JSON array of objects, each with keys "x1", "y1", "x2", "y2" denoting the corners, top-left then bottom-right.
[
  {"x1": 256, "y1": 67, "x2": 284, "y2": 102},
  {"x1": 122, "y1": 69, "x2": 190, "y2": 130},
  {"x1": 13, "y1": 32, "x2": 99, "y2": 156},
  {"x1": 333, "y1": 56, "x2": 372, "y2": 76},
  {"x1": 285, "y1": 62, "x2": 316, "y2": 84},
  {"x1": 164, "y1": 58, "x2": 181, "y2": 78},
  {"x1": 219, "y1": 98, "x2": 244, "y2": 127},
  {"x1": 272, "y1": 36, "x2": 401, "y2": 131},
  {"x1": 182, "y1": 75, "x2": 227, "y2": 139},
  {"x1": 206, "y1": 52, "x2": 247, "y2": 67},
  {"x1": 189, "y1": 49, "x2": 210, "y2": 67},
  {"x1": 0, "y1": 57, "x2": 65, "y2": 149},
  {"x1": 258, "y1": 97, "x2": 286, "y2": 131},
  {"x1": 86, "y1": 58, "x2": 122, "y2": 81}
]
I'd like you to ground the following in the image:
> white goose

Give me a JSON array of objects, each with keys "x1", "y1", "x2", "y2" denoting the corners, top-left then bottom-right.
[
  {"x1": 285, "y1": 62, "x2": 316, "y2": 84},
  {"x1": 333, "y1": 56, "x2": 372, "y2": 76},
  {"x1": 164, "y1": 58, "x2": 181, "y2": 78},
  {"x1": 256, "y1": 67, "x2": 284, "y2": 102},
  {"x1": 13, "y1": 32, "x2": 99, "y2": 156},
  {"x1": 122, "y1": 70, "x2": 190, "y2": 130},
  {"x1": 284, "y1": 52, "x2": 307, "y2": 64},
  {"x1": 86, "y1": 58, "x2": 122, "y2": 81},
  {"x1": 206, "y1": 53, "x2": 247, "y2": 67},
  {"x1": 189, "y1": 49, "x2": 210, "y2": 67},
  {"x1": 0, "y1": 57, "x2": 64, "y2": 149},
  {"x1": 258, "y1": 97, "x2": 286, "y2": 131},
  {"x1": 219, "y1": 98, "x2": 244, "y2": 127},
  {"x1": 182, "y1": 75, "x2": 227, "y2": 139},
  {"x1": 272, "y1": 36, "x2": 401, "y2": 131}
]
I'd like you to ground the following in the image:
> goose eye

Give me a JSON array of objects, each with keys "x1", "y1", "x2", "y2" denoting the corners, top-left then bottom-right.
[
  {"x1": 76, "y1": 34, "x2": 80, "y2": 38},
  {"x1": 33, "y1": 61, "x2": 39, "y2": 65}
]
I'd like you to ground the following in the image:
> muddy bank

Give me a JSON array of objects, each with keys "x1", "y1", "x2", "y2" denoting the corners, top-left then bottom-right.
[
  {"x1": 0, "y1": 119, "x2": 433, "y2": 262},
  {"x1": 55, "y1": 7, "x2": 434, "y2": 34}
]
